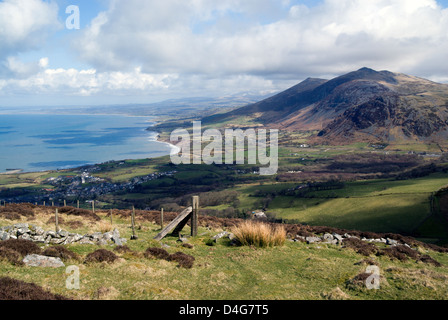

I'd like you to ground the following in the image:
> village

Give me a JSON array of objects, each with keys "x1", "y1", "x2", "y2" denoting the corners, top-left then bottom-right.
[{"x1": 1, "y1": 169, "x2": 177, "y2": 207}]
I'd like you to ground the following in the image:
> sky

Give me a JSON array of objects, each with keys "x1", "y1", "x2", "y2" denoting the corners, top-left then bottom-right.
[{"x1": 1, "y1": 0, "x2": 448, "y2": 107}]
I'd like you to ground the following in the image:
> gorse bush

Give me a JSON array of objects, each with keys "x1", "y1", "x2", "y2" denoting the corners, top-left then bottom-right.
[{"x1": 231, "y1": 221, "x2": 286, "y2": 248}]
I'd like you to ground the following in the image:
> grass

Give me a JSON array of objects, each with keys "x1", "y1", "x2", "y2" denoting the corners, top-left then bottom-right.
[
  {"x1": 1, "y1": 206, "x2": 448, "y2": 300},
  {"x1": 231, "y1": 221, "x2": 286, "y2": 248},
  {"x1": 227, "y1": 173, "x2": 448, "y2": 237}
]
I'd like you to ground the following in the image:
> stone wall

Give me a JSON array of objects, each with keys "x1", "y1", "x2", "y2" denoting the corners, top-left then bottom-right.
[{"x1": 0, "y1": 223, "x2": 126, "y2": 246}]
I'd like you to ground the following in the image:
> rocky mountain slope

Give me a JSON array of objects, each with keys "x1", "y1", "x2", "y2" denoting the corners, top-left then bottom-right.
[{"x1": 208, "y1": 68, "x2": 448, "y2": 145}]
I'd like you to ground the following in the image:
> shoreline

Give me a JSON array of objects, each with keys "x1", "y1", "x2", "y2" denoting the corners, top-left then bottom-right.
[
  {"x1": 0, "y1": 169, "x2": 24, "y2": 175},
  {"x1": 0, "y1": 121, "x2": 177, "y2": 176}
]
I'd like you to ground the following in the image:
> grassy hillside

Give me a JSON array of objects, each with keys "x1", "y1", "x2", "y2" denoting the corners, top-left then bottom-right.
[{"x1": 1, "y1": 205, "x2": 448, "y2": 300}]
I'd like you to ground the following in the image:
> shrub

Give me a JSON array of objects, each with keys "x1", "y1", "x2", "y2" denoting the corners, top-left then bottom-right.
[
  {"x1": 378, "y1": 245, "x2": 420, "y2": 262},
  {"x1": 144, "y1": 247, "x2": 170, "y2": 260},
  {"x1": 0, "y1": 277, "x2": 69, "y2": 300},
  {"x1": 0, "y1": 204, "x2": 35, "y2": 219},
  {"x1": 417, "y1": 255, "x2": 442, "y2": 267},
  {"x1": 84, "y1": 249, "x2": 118, "y2": 264},
  {"x1": 114, "y1": 245, "x2": 133, "y2": 254},
  {"x1": 58, "y1": 207, "x2": 101, "y2": 221},
  {"x1": 167, "y1": 252, "x2": 195, "y2": 269},
  {"x1": 342, "y1": 238, "x2": 378, "y2": 257},
  {"x1": 42, "y1": 246, "x2": 79, "y2": 261},
  {"x1": 0, "y1": 239, "x2": 41, "y2": 257},
  {"x1": 0, "y1": 247, "x2": 24, "y2": 266},
  {"x1": 231, "y1": 221, "x2": 286, "y2": 248}
]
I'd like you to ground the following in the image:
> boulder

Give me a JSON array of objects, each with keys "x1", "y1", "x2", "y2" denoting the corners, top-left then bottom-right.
[
  {"x1": 111, "y1": 229, "x2": 122, "y2": 246},
  {"x1": 58, "y1": 230, "x2": 69, "y2": 238},
  {"x1": 386, "y1": 238, "x2": 398, "y2": 246},
  {"x1": 322, "y1": 233, "x2": 334, "y2": 241},
  {"x1": 306, "y1": 236, "x2": 322, "y2": 244},
  {"x1": 332, "y1": 233, "x2": 344, "y2": 242},
  {"x1": 23, "y1": 254, "x2": 65, "y2": 268},
  {"x1": 1, "y1": 231, "x2": 10, "y2": 241},
  {"x1": 212, "y1": 231, "x2": 230, "y2": 242}
]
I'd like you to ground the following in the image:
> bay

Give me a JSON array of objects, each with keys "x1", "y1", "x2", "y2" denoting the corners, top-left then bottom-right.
[{"x1": 0, "y1": 114, "x2": 172, "y2": 173}]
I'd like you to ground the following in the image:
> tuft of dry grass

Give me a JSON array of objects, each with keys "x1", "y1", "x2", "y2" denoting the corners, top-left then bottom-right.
[
  {"x1": 231, "y1": 221, "x2": 286, "y2": 248},
  {"x1": 97, "y1": 221, "x2": 113, "y2": 233}
]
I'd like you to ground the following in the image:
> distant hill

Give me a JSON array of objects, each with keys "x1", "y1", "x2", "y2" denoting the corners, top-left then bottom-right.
[{"x1": 205, "y1": 68, "x2": 448, "y2": 145}]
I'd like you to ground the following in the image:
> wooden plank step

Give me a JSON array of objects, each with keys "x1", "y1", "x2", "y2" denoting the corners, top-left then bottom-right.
[{"x1": 153, "y1": 207, "x2": 193, "y2": 241}]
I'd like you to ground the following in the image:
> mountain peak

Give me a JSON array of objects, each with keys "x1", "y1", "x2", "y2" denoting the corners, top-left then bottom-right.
[
  {"x1": 357, "y1": 67, "x2": 377, "y2": 73},
  {"x1": 209, "y1": 69, "x2": 448, "y2": 145}
]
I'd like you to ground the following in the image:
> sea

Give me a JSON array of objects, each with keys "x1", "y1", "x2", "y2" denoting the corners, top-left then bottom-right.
[{"x1": 0, "y1": 114, "x2": 173, "y2": 173}]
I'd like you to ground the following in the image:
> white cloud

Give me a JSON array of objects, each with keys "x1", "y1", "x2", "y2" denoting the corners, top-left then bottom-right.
[
  {"x1": 3, "y1": 0, "x2": 448, "y2": 105},
  {"x1": 0, "y1": 66, "x2": 179, "y2": 97},
  {"x1": 72, "y1": 0, "x2": 448, "y2": 81},
  {"x1": 0, "y1": 0, "x2": 60, "y2": 58}
]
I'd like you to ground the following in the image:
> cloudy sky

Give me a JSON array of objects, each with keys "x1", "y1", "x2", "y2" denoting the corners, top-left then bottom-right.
[{"x1": 1, "y1": 0, "x2": 448, "y2": 107}]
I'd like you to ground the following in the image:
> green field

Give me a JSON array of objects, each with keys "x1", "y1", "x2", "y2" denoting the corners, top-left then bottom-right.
[
  {"x1": 219, "y1": 174, "x2": 448, "y2": 240},
  {"x1": 1, "y1": 210, "x2": 448, "y2": 300}
]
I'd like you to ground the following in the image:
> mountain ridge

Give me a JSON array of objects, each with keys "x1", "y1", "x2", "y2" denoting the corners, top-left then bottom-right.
[{"x1": 205, "y1": 68, "x2": 448, "y2": 145}]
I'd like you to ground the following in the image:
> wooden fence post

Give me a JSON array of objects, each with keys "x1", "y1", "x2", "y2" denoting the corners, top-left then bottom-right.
[
  {"x1": 52, "y1": 201, "x2": 54, "y2": 207},
  {"x1": 110, "y1": 209, "x2": 113, "y2": 225},
  {"x1": 130, "y1": 206, "x2": 138, "y2": 240},
  {"x1": 77, "y1": 200, "x2": 80, "y2": 209},
  {"x1": 92, "y1": 201, "x2": 95, "y2": 213},
  {"x1": 55, "y1": 208, "x2": 59, "y2": 232},
  {"x1": 191, "y1": 196, "x2": 199, "y2": 237},
  {"x1": 64, "y1": 200, "x2": 66, "y2": 207},
  {"x1": 160, "y1": 208, "x2": 164, "y2": 229}
]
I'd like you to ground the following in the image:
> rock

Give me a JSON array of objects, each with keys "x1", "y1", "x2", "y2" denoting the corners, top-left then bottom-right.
[
  {"x1": 29, "y1": 225, "x2": 45, "y2": 236},
  {"x1": 31, "y1": 235, "x2": 46, "y2": 243},
  {"x1": 386, "y1": 238, "x2": 398, "y2": 246},
  {"x1": 332, "y1": 233, "x2": 343, "y2": 242},
  {"x1": 45, "y1": 231, "x2": 57, "y2": 238},
  {"x1": 177, "y1": 237, "x2": 189, "y2": 243},
  {"x1": 67, "y1": 234, "x2": 84, "y2": 243},
  {"x1": 90, "y1": 232, "x2": 103, "y2": 240},
  {"x1": 79, "y1": 238, "x2": 95, "y2": 245},
  {"x1": 111, "y1": 229, "x2": 122, "y2": 246},
  {"x1": 0, "y1": 231, "x2": 10, "y2": 241},
  {"x1": 306, "y1": 236, "x2": 322, "y2": 244},
  {"x1": 97, "y1": 239, "x2": 109, "y2": 246},
  {"x1": 322, "y1": 233, "x2": 334, "y2": 241},
  {"x1": 14, "y1": 223, "x2": 29, "y2": 230},
  {"x1": 212, "y1": 231, "x2": 230, "y2": 241},
  {"x1": 253, "y1": 211, "x2": 267, "y2": 219},
  {"x1": 58, "y1": 230, "x2": 69, "y2": 238},
  {"x1": 20, "y1": 233, "x2": 32, "y2": 241},
  {"x1": 23, "y1": 254, "x2": 65, "y2": 268},
  {"x1": 16, "y1": 228, "x2": 29, "y2": 236}
]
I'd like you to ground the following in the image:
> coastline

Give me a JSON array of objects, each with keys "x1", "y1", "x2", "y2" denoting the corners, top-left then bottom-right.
[
  {"x1": 0, "y1": 114, "x2": 175, "y2": 175},
  {"x1": 0, "y1": 169, "x2": 24, "y2": 175},
  {"x1": 0, "y1": 120, "x2": 177, "y2": 176},
  {"x1": 150, "y1": 130, "x2": 180, "y2": 156}
]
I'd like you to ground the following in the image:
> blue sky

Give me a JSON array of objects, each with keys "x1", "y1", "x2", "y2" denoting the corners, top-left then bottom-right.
[{"x1": 2, "y1": 0, "x2": 448, "y2": 107}]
